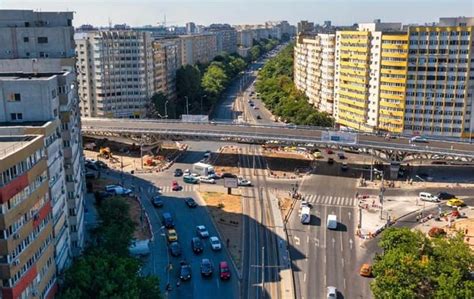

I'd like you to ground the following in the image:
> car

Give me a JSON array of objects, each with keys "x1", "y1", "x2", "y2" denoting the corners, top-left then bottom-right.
[
  {"x1": 210, "y1": 236, "x2": 222, "y2": 251},
  {"x1": 85, "y1": 172, "x2": 96, "y2": 179},
  {"x1": 105, "y1": 185, "x2": 132, "y2": 196},
  {"x1": 419, "y1": 192, "x2": 440, "y2": 202},
  {"x1": 167, "y1": 229, "x2": 178, "y2": 242},
  {"x1": 436, "y1": 192, "x2": 456, "y2": 200},
  {"x1": 172, "y1": 181, "x2": 181, "y2": 191},
  {"x1": 327, "y1": 158, "x2": 335, "y2": 164},
  {"x1": 200, "y1": 258, "x2": 213, "y2": 277},
  {"x1": 185, "y1": 197, "x2": 197, "y2": 208},
  {"x1": 184, "y1": 169, "x2": 191, "y2": 176},
  {"x1": 326, "y1": 148, "x2": 334, "y2": 154},
  {"x1": 238, "y1": 177, "x2": 252, "y2": 186},
  {"x1": 253, "y1": 106, "x2": 259, "y2": 110},
  {"x1": 191, "y1": 237, "x2": 204, "y2": 254},
  {"x1": 221, "y1": 172, "x2": 237, "y2": 178},
  {"x1": 256, "y1": 115, "x2": 262, "y2": 119},
  {"x1": 95, "y1": 160, "x2": 108, "y2": 169},
  {"x1": 446, "y1": 198, "x2": 464, "y2": 207},
  {"x1": 85, "y1": 161, "x2": 99, "y2": 171},
  {"x1": 183, "y1": 175, "x2": 199, "y2": 184},
  {"x1": 249, "y1": 103, "x2": 255, "y2": 107},
  {"x1": 174, "y1": 168, "x2": 183, "y2": 177},
  {"x1": 327, "y1": 286, "x2": 337, "y2": 299},
  {"x1": 337, "y1": 152, "x2": 346, "y2": 159},
  {"x1": 162, "y1": 212, "x2": 174, "y2": 228},
  {"x1": 207, "y1": 172, "x2": 221, "y2": 179},
  {"x1": 219, "y1": 261, "x2": 231, "y2": 280},
  {"x1": 203, "y1": 151, "x2": 211, "y2": 158},
  {"x1": 179, "y1": 261, "x2": 192, "y2": 281},
  {"x1": 169, "y1": 241, "x2": 182, "y2": 257},
  {"x1": 341, "y1": 162, "x2": 349, "y2": 171},
  {"x1": 410, "y1": 136, "x2": 429, "y2": 143},
  {"x1": 313, "y1": 151, "x2": 323, "y2": 159},
  {"x1": 360, "y1": 263, "x2": 372, "y2": 277},
  {"x1": 196, "y1": 225, "x2": 209, "y2": 238},
  {"x1": 199, "y1": 176, "x2": 216, "y2": 184},
  {"x1": 151, "y1": 195, "x2": 163, "y2": 208}
]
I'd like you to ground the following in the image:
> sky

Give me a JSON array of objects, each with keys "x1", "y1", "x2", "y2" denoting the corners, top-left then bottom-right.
[{"x1": 1, "y1": 0, "x2": 473, "y2": 27}]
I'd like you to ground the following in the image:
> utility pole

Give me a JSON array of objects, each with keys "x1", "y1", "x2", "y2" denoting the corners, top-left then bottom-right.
[
  {"x1": 185, "y1": 96, "x2": 189, "y2": 115},
  {"x1": 164, "y1": 100, "x2": 169, "y2": 118},
  {"x1": 261, "y1": 246, "x2": 265, "y2": 298}
]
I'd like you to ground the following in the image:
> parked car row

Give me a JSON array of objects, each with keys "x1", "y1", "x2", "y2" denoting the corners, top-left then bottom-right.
[{"x1": 418, "y1": 191, "x2": 464, "y2": 206}]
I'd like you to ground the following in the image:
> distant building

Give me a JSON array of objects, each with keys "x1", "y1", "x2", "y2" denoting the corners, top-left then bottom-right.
[
  {"x1": 75, "y1": 30, "x2": 155, "y2": 118},
  {"x1": 237, "y1": 29, "x2": 253, "y2": 47},
  {"x1": 237, "y1": 47, "x2": 250, "y2": 58},
  {"x1": 297, "y1": 20, "x2": 315, "y2": 34},
  {"x1": 152, "y1": 37, "x2": 182, "y2": 100},
  {"x1": 206, "y1": 24, "x2": 237, "y2": 54},
  {"x1": 179, "y1": 34, "x2": 218, "y2": 65},
  {"x1": 186, "y1": 22, "x2": 196, "y2": 34}
]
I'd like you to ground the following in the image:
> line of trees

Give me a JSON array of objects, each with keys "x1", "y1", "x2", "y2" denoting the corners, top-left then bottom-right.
[
  {"x1": 370, "y1": 227, "x2": 473, "y2": 298},
  {"x1": 255, "y1": 44, "x2": 334, "y2": 127},
  {"x1": 150, "y1": 38, "x2": 280, "y2": 119},
  {"x1": 58, "y1": 198, "x2": 161, "y2": 299}
]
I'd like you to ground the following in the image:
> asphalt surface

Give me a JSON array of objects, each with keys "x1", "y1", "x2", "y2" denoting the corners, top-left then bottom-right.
[
  {"x1": 287, "y1": 175, "x2": 365, "y2": 299},
  {"x1": 103, "y1": 144, "x2": 240, "y2": 299}
]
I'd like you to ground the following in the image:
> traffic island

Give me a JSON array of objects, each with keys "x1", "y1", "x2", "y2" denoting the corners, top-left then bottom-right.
[
  {"x1": 212, "y1": 146, "x2": 240, "y2": 175},
  {"x1": 261, "y1": 147, "x2": 313, "y2": 179},
  {"x1": 198, "y1": 191, "x2": 243, "y2": 273}
]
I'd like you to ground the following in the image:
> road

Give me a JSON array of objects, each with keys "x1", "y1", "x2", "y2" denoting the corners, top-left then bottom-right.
[
  {"x1": 287, "y1": 175, "x2": 366, "y2": 299},
  {"x1": 103, "y1": 144, "x2": 239, "y2": 299}
]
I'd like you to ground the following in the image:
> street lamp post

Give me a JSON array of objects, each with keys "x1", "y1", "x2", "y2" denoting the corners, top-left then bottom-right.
[
  {"x1": 185, "y1": 96, "x2": 189, "y2": 115},
  {"x1": 201, "y1": 95, "x2": 207, "y2": 115},
  {"x1": 373, "y1": 168, "x2": 384, "y2": 220},
  {"x1": 164, "y1": 100, "x2": 169, "y2": 119}
]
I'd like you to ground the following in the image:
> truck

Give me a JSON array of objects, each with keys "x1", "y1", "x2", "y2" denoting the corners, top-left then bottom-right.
[
  {"x1": 327, "y1": 214, "x2": 338, "y2": 230},
  {"x1": 128, "y1": 239, "x2": 150, "y2": 257},
  {"x1": 193, "y1": 162, "x2": 215, "y2": 177},
  {"x1": 300, "y1": 206, "x2": 311, "y2": 224}
]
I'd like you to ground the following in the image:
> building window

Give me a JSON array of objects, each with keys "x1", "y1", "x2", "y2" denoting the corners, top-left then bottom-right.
[
  {"x1": 23, "y1": 37, "x2": 29, "y2": 43},
  {"x1": 8, "y1": 93, "x2": 21, "y2": 102},
  {"x1": 10, "y1": 113, "x2": 23, "y2": 121},
  {"x1": 37, "y1": 37, "x2": 48, "y2": 44}
]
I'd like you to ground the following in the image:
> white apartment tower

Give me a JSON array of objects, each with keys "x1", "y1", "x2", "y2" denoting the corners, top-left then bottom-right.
[
  {"x1": 75, "y1": 30, "x2": 155, "y2": 118},
  {"x1": 294, "y1": 33, "x2": 335, "y2": 114},
  {"x1": 0, "y1": 10, "x2": 86, "y2": 267}
]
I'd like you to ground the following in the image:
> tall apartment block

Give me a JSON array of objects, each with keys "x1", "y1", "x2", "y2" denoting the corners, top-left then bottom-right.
[
  {"x1": 237, "y1": 29, "x2": 253, "y2": 47},
  {"x1": 179, "y1": 34, "x2": 218, "y2": 66},
  {"x1": 75, "y1": 30, "x2": 155, "y2": 118},
  {"x1": 206, "y1": 24, "x2": 238, "y2": 54},
  {"x1": 294, "y1": 34, "x2": 336, "y2": 114},
  {"x1": 0, "y1": 9, "x2": 85, "y2": 274},
  {"x1": 403, "y1": 17, "x2": 474, "y2": 138},
  {"x1": 333, "y1": 21, "x2": 405, "y2": 132},
  {"x1": 152, "y1": 37, "x2": 182, "y2": 101}
]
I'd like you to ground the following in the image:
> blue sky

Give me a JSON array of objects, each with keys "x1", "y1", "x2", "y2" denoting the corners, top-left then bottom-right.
[{"x1": 1, "y1": 0, "x2": 473, "y2": 27}]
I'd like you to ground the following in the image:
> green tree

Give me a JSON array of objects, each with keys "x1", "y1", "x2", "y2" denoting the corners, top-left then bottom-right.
[
  {"x1": 149, "y1": 92, "x2": 171, "y2": 118},
  {"x1": 202, "y1": 64, "x2": 228, "y2": 98},
  {"x1": 176, "y1": 64, "x2": 202, "y2": 114}
]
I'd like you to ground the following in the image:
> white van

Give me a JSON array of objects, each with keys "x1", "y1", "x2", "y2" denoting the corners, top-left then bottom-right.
[
  {"x1": 419, "y1": 192, "x2": 439, "y2": 202},
  {"x1": 300, "y1": 206, "x2": 311, "y2": 224},
  {"x1": 327, "y1": 214, "x2": 337, "y2": 230}
]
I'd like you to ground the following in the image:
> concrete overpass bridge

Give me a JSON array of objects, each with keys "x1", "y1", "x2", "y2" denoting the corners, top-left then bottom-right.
[{"x1": 81, "y1": 118, "x2": 474, "y2": 178}]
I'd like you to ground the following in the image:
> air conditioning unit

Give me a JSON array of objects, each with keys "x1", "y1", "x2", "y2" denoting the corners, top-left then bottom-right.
[{"x1": 13, "y1": 233, "x2": 20, "y2": 240}]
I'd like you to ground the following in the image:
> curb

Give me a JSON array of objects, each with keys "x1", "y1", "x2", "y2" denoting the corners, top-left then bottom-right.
[{"x1": 194, "y1": 192, "x2": 243, "y2": 281}]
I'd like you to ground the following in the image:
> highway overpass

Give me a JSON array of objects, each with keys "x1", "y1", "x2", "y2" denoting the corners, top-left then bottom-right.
[{"x1": 81, "y1": 118, "x2": 474, "y2": 166}]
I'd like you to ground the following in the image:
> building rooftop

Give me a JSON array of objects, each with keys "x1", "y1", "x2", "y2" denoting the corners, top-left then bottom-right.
[
  {"x1": 0, "y1": 72, "x2": 66, "y2": 80},
  {"x1": 0, "y1": 135, "x2": 39, "y2": 159}
]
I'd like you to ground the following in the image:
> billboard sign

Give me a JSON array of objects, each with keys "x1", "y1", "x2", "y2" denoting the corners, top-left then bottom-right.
[
  {"x1": 181, "y1": 114, "x2": 209, "y2": 123},
  {"x1": 321, "y1": 131, "x2": 358, "y2": 144},
  {"x1": 224, "y1": 177, "x2": 238, "y2": 188}
]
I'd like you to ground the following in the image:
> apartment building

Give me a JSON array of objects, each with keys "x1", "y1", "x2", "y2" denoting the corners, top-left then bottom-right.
[
  {"x1": 152, "y1": 37, "x2": 182, "y2": 100},
  {"x1": 297, "y1": 21, "x2": 315, "y2": 34},
  {"x1": 403, "y1": 17, "x2": 474, "y2": 138},
  {"x1": 334, "y1": 21, "x2": 403, "y2": 132},
  {"x1": 294, "y1": 34, "x2": 336, "y2": 114},
  {"x1": 237, "y1": 29, "x2": 253, "y2": 47},
  {"x1": 179, "y1": 34, "x2": 218, "y2": 66},
  {"x1": 206, "y1": 24, "x2": 238, "y2": 54},
  {"x1": 75, "y1": 30, "x2": 155, "y2": 118},
  {"x1": 0, "y1": 134, "x2": 56, "y2": 299},
  {"x1": 0, "y1": 9, "x2": 85, "y2": 272}
]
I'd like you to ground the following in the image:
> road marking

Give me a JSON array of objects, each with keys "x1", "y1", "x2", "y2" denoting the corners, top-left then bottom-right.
[
  {"x1": 341, "y1": 258, "x2": 345, "y2": 268},
  {"x1": 349, "y1": 239, "x2": 353, "y2": 250},
  {"x1": 344, "y1": 278, "x2": 347, "y2": 289},
  {"x1": 348, "y1": 211, "x2": 352, "y2": 220},
  {"x1": 332, "y1": 238, "x2": 335, "y2": 248},
  {"x1": 324, "y1": 274, "x2": 327, "y2": 286},
  {"x1": 294, "y1": 236, "x2": 300, "y2": 246},
  {"x1": 314, "y1": 238, "x2": 319, "y2": 248},
  {"x1": 307, "y1": 236, "x2": 309, "y2": 243},
  {"x1": 303, "y1": 272, "x2": 306, "y2": 282}
]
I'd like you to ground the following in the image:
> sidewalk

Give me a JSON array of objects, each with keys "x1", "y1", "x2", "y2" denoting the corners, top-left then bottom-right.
[{"x1": 356, "y1": 195, "x2": 439, "y2": 239}]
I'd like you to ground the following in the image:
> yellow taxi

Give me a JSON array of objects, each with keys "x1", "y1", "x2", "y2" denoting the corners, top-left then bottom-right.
[
  {"x1": 167, "y1": 229, "x2": 178, "y2": 242},
  {"x1": 446, "y1": 198, "x2": 464, "y2": 207},
  {"x1": 359, "y1": 263, "x2": 372, "y2": 277}
]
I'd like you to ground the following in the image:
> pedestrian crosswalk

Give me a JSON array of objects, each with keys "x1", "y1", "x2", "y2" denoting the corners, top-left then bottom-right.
[
  {"x1": 301, "y1": 194, "x2": 357, "y2": 207},
  {"x1": 144, "y1": 185, "x2": 197, "y2": 193}
]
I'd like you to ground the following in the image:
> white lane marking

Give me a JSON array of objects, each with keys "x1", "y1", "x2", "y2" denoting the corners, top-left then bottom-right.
[
  {"x1": 307, "y1": 236, "x2": 309, "y2": 243},
  {"x1": 341, "y1": 258, "x2": 345, "y2": 268},
  {"x1": 314, "y1": 238, "x2": 319, "y2": 248},
  {"x1": 349, "y1": 239, "x2": 353, "y2": 250},
  {"x1": 303, "y1": 272, "x2": 306, "y2": 282},
  {"x1": 294, "y1": 236, "x2": 300, "y2": 246},
  {"x1": 324, "y1": 274, "x2": 327, "y2": 286},
  {"x1": 344, "y1": 278, "x2": 347, "y2": 289},
  {"x1": 339, "y1": 208, "x2": 344, "y2": 252},
  {"x1": 332, "y1": 238, "x2": 336, "y2": 248},
  {"x1": 348, "y1": 211, "x2": 352, "y2": 220}
]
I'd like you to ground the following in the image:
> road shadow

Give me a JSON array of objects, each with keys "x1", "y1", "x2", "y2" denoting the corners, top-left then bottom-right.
[{"x1": 309, "y1": 215, "x2": 321, "y2": 227}]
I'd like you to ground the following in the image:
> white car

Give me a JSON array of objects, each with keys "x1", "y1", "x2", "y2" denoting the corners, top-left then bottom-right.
[
  {"x1": 184, "y1": 169, "x2": 191, "y2": 176},
  {"x1": 196, "y1": 225, "x2": 209, "y2": 238},
  {"x1": 207, "y1": 173, "x2": 221, "y2": 179},
  {"x1": 238, "y1": 177, "x2": 252, "y2": 186},
  {"x1": 327, "y1": 286, "x2": 337, "y2": 298},
  {"x1": 210, "y1": 236, "x2": 222, "y2": 251},
  {"x1": 105, "y1": 185, "x2": 132, "y2": 196},
  {"x1": 199, "y1": 176, "x2": 216, "y2": 184}
]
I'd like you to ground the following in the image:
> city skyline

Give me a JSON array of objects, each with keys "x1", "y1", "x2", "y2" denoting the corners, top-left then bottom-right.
[{"x1": 2, "y1": 0, "x2": 473, "y2": 27}]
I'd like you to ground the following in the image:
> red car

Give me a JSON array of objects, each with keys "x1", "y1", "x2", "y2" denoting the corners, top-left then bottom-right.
[
  {"x1": 219, "y1": 261, "x2": 231, "y2": 280},
  {"x1": 172, "y1": 181, "x2": 181, "y2": 191},
  {"x1": 326, "y1": 149, "x2": 334, "y2": 154}
]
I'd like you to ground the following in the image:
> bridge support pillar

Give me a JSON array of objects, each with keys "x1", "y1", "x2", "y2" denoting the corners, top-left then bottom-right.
[{"x1": 389, "y1": 161, "x2": 400, "y2": 180}]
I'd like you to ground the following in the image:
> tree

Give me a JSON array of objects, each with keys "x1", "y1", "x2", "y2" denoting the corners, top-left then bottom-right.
[
  {"x1": 370, "y1": 228, "x2": 474, "y2": 299},
  {"x1": 202, "y1": 64, "x2": 228, "y2": 98},
  {"x1": 149, "y1": 92, "x2": 170, "y2": 118},
  {"x1": 176, "y1": 65, "x2": 202, "y2": 114}
]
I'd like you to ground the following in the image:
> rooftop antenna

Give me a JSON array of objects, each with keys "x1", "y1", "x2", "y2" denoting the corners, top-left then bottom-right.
[{"x1": 164, "y1": 13, "x2": 167, "y2": 27}]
